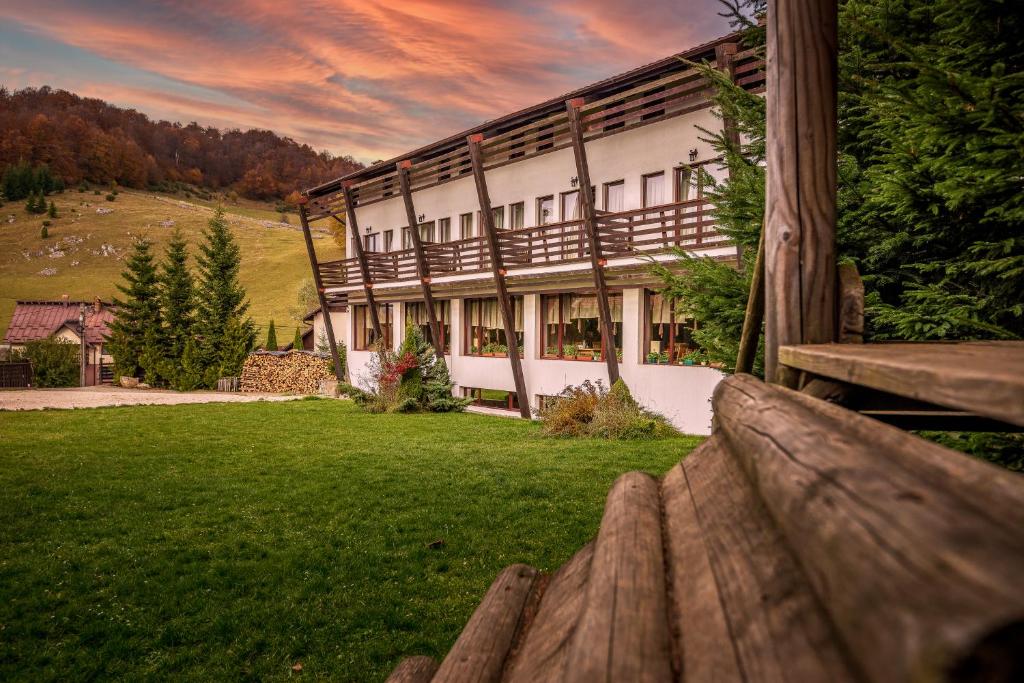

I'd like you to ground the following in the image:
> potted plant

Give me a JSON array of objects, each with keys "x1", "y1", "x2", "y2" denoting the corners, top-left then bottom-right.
[
  {"x1": 517, "y1": 344, "x2": 525, "y2": 358},
  {"x1": 658, "y1": 351, "x2": 670, "y2": 365},
  {"x1": 563, "y1": 343, "x2": 579, "y2": 359},
  {"x1": 544, "y1": 345, "x2": 559, "y2": 358},
  {"x1": 646, "y1": 351, "x2": 659, "y2": 364},
  {"x1": 576, "y1": 347, "x2": 594, "y2": 361},
  {"x1": 494, "y1": 343, "x2": 509, "y2": 357},
  {"x1": 481, "y1": 342, "x2": 496, "y2": 357}
]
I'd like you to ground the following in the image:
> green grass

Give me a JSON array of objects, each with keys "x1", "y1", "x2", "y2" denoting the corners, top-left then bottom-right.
[
  {"x1": 0, "y1": 190, "x2": 343, "y2": 340},
  {"x1": 0, "y1": 401, "x2": 700, "y2": 681}
]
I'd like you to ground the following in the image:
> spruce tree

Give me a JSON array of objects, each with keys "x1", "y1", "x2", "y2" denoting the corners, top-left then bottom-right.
[
  {"x1": 195, "y1": 208, "x2": 255, "y2": 382},
  {"x1": 47, "y1": 200, "x2": 57, "y2": 218},
  {"x1": 107, "y1": 239, "x2": 162, "y2": 378},
  {"x1": 159, "y1": 229, "x2": 195, "y2": 364},
  {"x1": 265, "y1": 320, "x2": 278, "y2": 350},
  {"x1": 292, "y1": 326, "x2": 303, "y2": 350}
]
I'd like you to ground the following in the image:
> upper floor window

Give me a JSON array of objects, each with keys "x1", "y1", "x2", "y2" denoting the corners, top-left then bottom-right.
[
  {"x1": 459, "y1": 212, "x2": 474, "y2": 240},
  {"x1": 402, "y1": 226, "x2": 412, "y2": 250},
  {"x1": 492, "y1": 206, "x2": 505, "y2": 230},
  {"x1": 438, "y1": 217, "x2": 451, "y2": 242},
  {"x1": 560, "y1": 190, "x2": 580, "y2": 221},
  {"x1": 509, "y1": 202, "x2": 525, "y2": 229},
  {"x1": 645, "y1": 290, "x2": 697, "y2": 364},
  {"x1": 383, "y1": 229, "x2": 394, "y2": 252},
  {"x1": 419, "y1": 220, "x2": 435, "y2": 243},
  {"x1": 603, "y1": 180, "x2": 624, "y2": 212},
  {"x1": 363, "y1": 233, "x2": 379, "y2": 253},
  {"x1": 541, "y1": 292, "x2": 623, "y2": 361},
  {"x1": 537, "y1": 195, "x2": 555, "y2": 225},
  {"x1": 353, "y1": 303, "x2": 393, "y2": 351},
  {"x1": 464, "y1": 297, "x2": 524, "y2": 357},
  {"x1": 674, "y1": 166, "x2": 693, "y2": 202},
  {"x1": 643, "y1": 172, "x2": 665, "y2": 208},
  {"x1": 406, "y1": 300, "x2": 451, "y2": 354}
]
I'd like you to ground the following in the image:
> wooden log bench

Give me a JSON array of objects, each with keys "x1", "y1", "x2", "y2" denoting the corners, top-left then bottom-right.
[{"x1": 387, "y1": 373, "x2": 1024, "y2": 682}]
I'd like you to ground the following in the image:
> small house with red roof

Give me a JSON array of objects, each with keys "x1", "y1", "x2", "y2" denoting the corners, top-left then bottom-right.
[{"x1": 3, "y1": 297, "x2": 116, "y2": 385}]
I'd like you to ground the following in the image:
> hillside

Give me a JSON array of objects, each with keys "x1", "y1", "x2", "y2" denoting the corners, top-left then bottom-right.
[
  {"x1": 0, "y1": 189, "x2": 344, "y2": 343},
  {"x1": 0, "y1": 86, "x2": 363, "y2": 200}
]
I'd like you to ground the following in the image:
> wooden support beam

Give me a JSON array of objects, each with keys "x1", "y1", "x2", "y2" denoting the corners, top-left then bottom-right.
[
  {"x1": 734, "y1": 227, "x2": 765, "y2": 374},
  {"x1": 764, "y1": 0, "x2": 838, "y2": 386},
  {"x1": 298, "y1": 203, "x2": 345, "y2": 380},
  {"x1": 467, "y1": 134, "x2": 532, "y2": 419},
  {"x1": 396, "y1": 160, "x2": 444, "y2": 359},
  {"x1": 566, "y1": 98, "x2": 620, "y2": 384},
  {"x1": 340, "y1": 183, "x2": 384, "y2": 343}
]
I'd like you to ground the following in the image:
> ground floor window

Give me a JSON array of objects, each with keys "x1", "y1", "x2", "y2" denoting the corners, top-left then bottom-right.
[
  {"x1": 464, "y1": 297, "x2": 524, "y2": 356},
  {"x1": 405, "y1": 300, "x2": 451, "y2": 354},
  {"x1": 353, "y1": 303, "x2": 393, "y2": 351},
  {"x1": 645, "y1": 290, "x2": 698, "y2": 364},
  {"x1": 463, "y1": 387, "x2": 519, "y2": 411},
  {"x1": 541, "y1": 292, "x2": 622, "y2": 361}
]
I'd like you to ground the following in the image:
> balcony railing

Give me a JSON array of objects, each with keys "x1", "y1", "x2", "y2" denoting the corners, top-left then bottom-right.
[{"x1": 318, "y1": 198, "x2": 727, "y2": 289}]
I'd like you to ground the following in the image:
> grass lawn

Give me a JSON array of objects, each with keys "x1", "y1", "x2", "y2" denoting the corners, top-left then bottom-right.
[{"x1": 0, "y1": 400, "x2": 700, "y2": 681}]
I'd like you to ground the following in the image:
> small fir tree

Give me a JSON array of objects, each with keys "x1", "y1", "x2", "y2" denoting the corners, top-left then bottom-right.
[
  {"x1": 47, "y1": 200, "x2": 57, "y2": 218},
  {"x1": 159, "y1": 229, "x2": 196, "y2": 364},
  {"x1": 40, "y1": 225, "x2": 48, "y2": 239},
  {"x1": 292, "y1": 326, "x2": 303, "y2": 350},
  {"x1": 265, "y1": 319, "x2": 278, "y2": 350},
  {"x1": 107, "y1": 239, "x2": 162, "y2": 378}
]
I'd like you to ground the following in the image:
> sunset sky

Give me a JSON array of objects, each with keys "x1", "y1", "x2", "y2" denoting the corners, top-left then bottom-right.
[{"x1": 0, "y1": 1, "x2": 729, "y2": 163}]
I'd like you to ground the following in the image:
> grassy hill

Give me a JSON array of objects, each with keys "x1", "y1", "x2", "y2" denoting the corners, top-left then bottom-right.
[{"x1": 0, "y1": 189, "x2": 344, "y2": 343}]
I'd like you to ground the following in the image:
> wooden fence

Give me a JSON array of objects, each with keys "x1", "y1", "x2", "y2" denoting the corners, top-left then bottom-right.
[{"x1": 0, "y1": 361, "x2": 33, "y2": 388}]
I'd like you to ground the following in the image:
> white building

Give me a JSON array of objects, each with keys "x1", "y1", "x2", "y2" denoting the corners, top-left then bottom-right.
[{"x1": 301, "y1": 32, "x2": 763, "y2": 434}]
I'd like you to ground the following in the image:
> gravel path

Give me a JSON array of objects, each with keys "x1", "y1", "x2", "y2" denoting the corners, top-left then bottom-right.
[{"x1": 0, "y1": 386, "x2": 305, "y2": 411}]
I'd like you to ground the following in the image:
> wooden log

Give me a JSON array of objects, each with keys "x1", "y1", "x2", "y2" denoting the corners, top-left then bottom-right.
[
  {"x1": 386, "y1": 656, "x2": 438, "y2": 683},
  {"x1": 779, "y1": 341, "x2": 1024, "y2": 428},
  {"x1": 763, "y1": 0, "x2": 839, "y2": 385},
  {"x1": 298, "y1": 204, "x2": 344, "y2": 380},
  {"x1": 661, "y1": 455, "x2": 744, "y2": 682},
  {"x1": 564, "y1": 472, "x2": 673, "y2": 683},
  {"x1": 505, "y1": 543, "x2": 593, "y2": 683},
  {"x1": 673, "y1": 439, "x2": 858, "y2": 682},
  {"x1": 735, "y1": 226, "x2": 765, "y2": 374},
  {"x1": 837, "y1": 262, "x2": 864, "y2": 343},
  {"x1": 714, "y1": 373, "x2": 1024, "y2": 683},
  {"x1": 433, "y1": 563, "x2": 540, "y2": 683},
  {"x1": 566, "y1": 98, "x2": 619, "y2": 384},
  {"x1": 467, "y1": 134, "x2": 532, "y2": 419}
]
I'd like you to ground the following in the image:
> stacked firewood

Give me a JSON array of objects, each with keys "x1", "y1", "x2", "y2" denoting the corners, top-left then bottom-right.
[{"x1": 240, "y1": 351, "x2": 333, "y2": 394}]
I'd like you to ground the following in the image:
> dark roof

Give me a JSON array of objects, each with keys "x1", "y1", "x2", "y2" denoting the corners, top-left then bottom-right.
[
  {"x1": 306, "y1": 30, "x2": 742, "y2": 198},
  {"x1": 4, "y1": 300, "x2": 115, "y2": 345}
]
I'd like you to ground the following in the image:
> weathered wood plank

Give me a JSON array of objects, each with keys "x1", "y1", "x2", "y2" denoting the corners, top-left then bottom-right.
[
  {"x1": 678, "y1": 440, "x2": 858, "y2": 682},
  {"x1": 433, "y1": 564, "x2": 539, "y2": 683},
  {"x1": 763, "y1": 0, "x2": 838, "y2": 385},
  {"x1": 504, "y1": 543, "x2": 593, "y2": 683},
  {"x1": 564, "y1": 472, "x2": 673, "y2": 683},
  {"x1": 779, "y1": 341, "x2": 1024, "y2": 427},
  {"x1": 661, "y1": 455, "x2": 745, "y2": 682},
  {"x1": 836, "y1": 262, "x2": 864, "y2": 344},
  {"x1": 715, "y1": 373, "x2": 1024, "y2": 682},
  {"x1": 386, "y1": 656, "x2": 439, "y2": 683}
]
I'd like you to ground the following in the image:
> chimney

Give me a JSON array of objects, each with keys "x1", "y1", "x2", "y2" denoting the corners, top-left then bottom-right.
[
  {"x1": 93, "y1": 297, "x2": 102, "y2": 314},
  {"x1": 61, "y1": 294, "x2": 69, "y2": 307}
]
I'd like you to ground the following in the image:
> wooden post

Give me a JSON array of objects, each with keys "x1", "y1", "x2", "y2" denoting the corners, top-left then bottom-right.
[
  {"x1": 340, "y1": 183, "x2": 384, "y2": 343},
  {"x1": 396, "y1": 160, "x2": 444, "y2": 358},
  {"x1": 566, "y1": 98, "x2": 620, "y2": 384},
  {"x1": 298, "y1": 203, "x2": 345, "y2": 379},
  {"x1": 467, "y1": 134, "x2": 532, "y2": 419},
  {"x1": 78, "y1": 303, "x2": 87, "y2": 386},
  {"x1": 735, "y1": 228, "x2": 765, "y2": 374},
  {"x1": 764, "y1": 0, "x2": 838, "y2": 386}
]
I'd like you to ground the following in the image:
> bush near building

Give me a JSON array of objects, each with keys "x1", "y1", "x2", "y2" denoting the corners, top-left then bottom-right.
[
  {"x1": 13, "y1": 337, "x2": 78, "y2": 387},
  {"x1": 539, "y1": 379, "x2": 677, "y2": 440}
]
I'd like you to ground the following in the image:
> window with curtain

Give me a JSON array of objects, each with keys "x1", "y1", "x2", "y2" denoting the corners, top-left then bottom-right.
[
  {"x1": 353, "y1": 303, "x2": 393, "y2": 351},
  {"x1": 537, "y1": 196, "x2": 554, "y2": 225},
  {"x1": 492, "y1": 206, "x2": 505, "y2": 230},
  {"x1": 674, "y1": 166, "x2": 693, "y2": 202},
  {"x1": 418, "y1": 221, "x2": 435, "y2": 243},
  {"x1": 603, "y1": 180, "x2": 624, "y2": 212},
  {"x1": 643, "y1": 172, "x2": 665, "y2": 207},
  {"x1": 541, "y1": 292, "x2": 622, "y2": 360},
  {"x1": 363, "y1": 233, "x2": 379, "y2": 252},
  {"x1": 509, "y1": 202, "x2": 525, "y2": 229},
  {"x1": 560, "y1": 190, "x2": 580, "y2": 220},
  {"x1": 438, "y1": 217, "x2": 451, "y2": 242},
  {"x1": 406, "y1": 300, "x2": 451, "y2": 353},
  {"x1": 383, "y1": 230, "x2": 394, "y2": 252},
  {"x1": 459, "y1": 213, "x2": 474, "y2": 240},
  {"x1": 645, "y1": 290, "x2": 697, "y2": 363},
  {"x1": 463, "y1": 297, "x2": 524, "y2": 356},
  {"x1": 402, "y1": 227, "x2": 412, "y2": 250}
]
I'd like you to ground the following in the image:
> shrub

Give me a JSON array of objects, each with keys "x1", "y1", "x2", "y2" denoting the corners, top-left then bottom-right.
[
  {"x1": 105, "y1": 194, "x2": 116, "y2": 202},
  {"x1": 40, "y1": 225, "x2": 48, "y2": 239},
  {"x1": 93, "y1": 190, "x2": 100, "y2": 195},
  {"x1": 47, "y1": 200, "x2": 57, "y2": 218},
  {"x1": 539, "y1": 379, "x2": 677, "y2": 440},
  {"x1": 14, "y1": 336, "x2": 79, "y2": 387}
]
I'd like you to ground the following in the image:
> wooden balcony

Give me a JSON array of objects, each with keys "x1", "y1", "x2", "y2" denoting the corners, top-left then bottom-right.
[{"x1": 318, "y1": 198, "x2": 726, "y2": 290}]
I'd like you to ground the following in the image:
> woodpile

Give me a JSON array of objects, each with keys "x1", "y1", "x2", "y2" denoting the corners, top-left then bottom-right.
[{"x1": 240, "y1": 350, "x2": 333, "y2": 394}]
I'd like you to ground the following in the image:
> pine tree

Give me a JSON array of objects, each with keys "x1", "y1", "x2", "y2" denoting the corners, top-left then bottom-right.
[
  {"x1": 195, "y1": 208, "x2": 255, "y2": 383},
  {"x1": 292, "y1": 326, "x2": 303, "y2": 350},
  {"x1": 107, "y1": 239, "x2": 162, "y2": 378},
  {"x1": 265, "y1": 319, "x2": 278, "y2": 350},
  {"x1": 47, "y1": 200, "x2": 57, "y2": 218},
  {"x1": 159, "y1": 229, "x2": 195, "y2": 364},
  {"x1": 40, "y1": 225, "x2": 48, "y2": 239}
]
